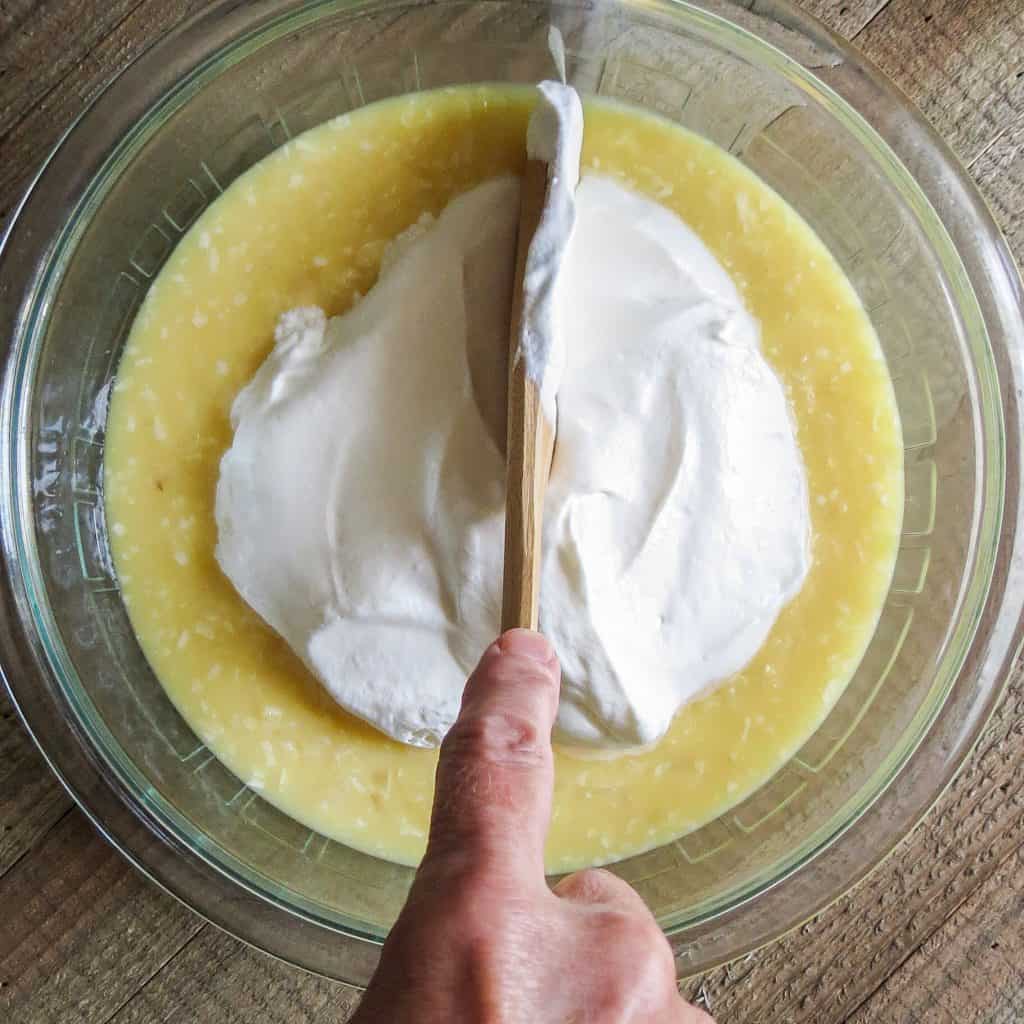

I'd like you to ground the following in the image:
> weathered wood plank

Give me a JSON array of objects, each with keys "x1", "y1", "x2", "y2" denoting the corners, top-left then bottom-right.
[
  {"x1": 0, "y1": 0, "x2": 208, "y2": 223},
  {"x1": 683, "y1": 667, "x2": 1024, "y2": 1023},
  {"x1": 800, "y1": 0, "x2": 892, "y2": 38},
  {"x1": 847, "y1": 843, "x2": 1024, "y2": 1024},
  {"x1": 0, "y1": 0, "x2": 151, "y2": 137},
  {"x1": 856, "y1": 0, "x2": 1024, "y2": 165},
  {"x1": 0, "y1": 0, "x2": 46, "y2": 42},
  {"x1": 107, "y1": 927, "x2": 361, "y2": 1024},
  {"x1": 973, "y1": 116, "x2": 1024, "y2": 255},
  {"x1": 0, "y1": 812, "x2": 204, "y2": 1024},
  {"x1": 0, "y1": 691, "x2": 71, "y2": 878}
]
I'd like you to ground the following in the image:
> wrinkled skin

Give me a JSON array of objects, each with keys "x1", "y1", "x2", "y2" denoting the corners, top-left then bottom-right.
[{"x1": 352, "y1": 630, "x2": 714, "y2": 1024}]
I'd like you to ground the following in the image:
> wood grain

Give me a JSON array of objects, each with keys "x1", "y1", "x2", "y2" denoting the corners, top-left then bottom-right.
[
  {"x1": 799, "y1": 0, "x2": 892, "y2": 38},
  {"x1": 0, "y1": 0, "x2": 211, "y2": 223},
  {"x1": 974, "y1": 116, "x2": 1024, "y2": 255},
  {"x1": 0, "y1": 0, "x2": 47, "y2": 39},
  {"x1": 856, "y1": 0, "x2": 1024, "y2": 165},
  {"x1": 0, "y1": 0, "x2": 153, "y2": 138},
  {"x1": 0, "y1": 693, "x2": 71, "y2": 877},
  {"x1": 0, "y1": 813, "x2": 204, "y2": 1024},
  {"x1": 847, "y1": 844, "x2": 1024, "y2": 1024},
  {"x1": 684, "y1": 667, "x2": 1024, "y2": 1022},
  {"x1": 107, "y1": 927, "x2": 361, "y2": 1024},
  {"x1": 502, "y1": 157, "x2": 556, "y2": 633},
  {"x1": 1, "y1": 1, "x2": 1023, "y2": 1023}
]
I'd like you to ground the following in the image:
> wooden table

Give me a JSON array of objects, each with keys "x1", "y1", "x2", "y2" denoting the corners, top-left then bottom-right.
[{"x1": 1, "y1": 1, "x2": 1022, "y2": 1020}]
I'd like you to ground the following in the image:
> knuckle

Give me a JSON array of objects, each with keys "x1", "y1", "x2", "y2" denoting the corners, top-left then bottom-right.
[
  {"x1": 471, "y1": 652, "x2": 558, "y2": 703},
  {"x1": 556, "y1": 867, "x2": 613, "y2": 903},
  {"x1": 443, "y1": 707, "x2": 547, "y2": 768},
  {"x1": 409, "y1": 908, "x2": 512, "y2": 1022},
  {"x1": 423, "y1": 875, "x2": 541, "y2": 971},
  {"x1": 600, "y1": 907, "x2": 652, "y2": 947},
  {"x1": 600, "y1": 909, "x2": 677, "y2": 981},
  {"x1": 641, "y1": 926, "x2": 676, "y2": 977},
  {"x1": 494, "y1": 651, "x2": 558, "y2": 689}
]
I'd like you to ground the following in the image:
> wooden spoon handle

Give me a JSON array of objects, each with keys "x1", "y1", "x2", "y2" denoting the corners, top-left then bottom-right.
[{"x1": 501, "y1": 158, "x2": 555, "y2": 632}]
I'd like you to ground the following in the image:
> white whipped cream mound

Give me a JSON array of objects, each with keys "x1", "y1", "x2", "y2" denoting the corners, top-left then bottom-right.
[
  {"x1": 520, "y1": 80, "x2": 582, "y2": 420},
  {"x1": 215, "y1": 175, "x2": 811, "y2": 752}
]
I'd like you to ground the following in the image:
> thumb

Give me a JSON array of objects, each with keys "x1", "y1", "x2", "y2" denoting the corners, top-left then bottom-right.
[{"x1": 421, "y1": 629, "x2": 561, "y2": 885}]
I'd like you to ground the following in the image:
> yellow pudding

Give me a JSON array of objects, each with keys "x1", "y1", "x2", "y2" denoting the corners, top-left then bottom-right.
[{"x1": 104, "y1": 86, "x2": 902, "y2": 872}]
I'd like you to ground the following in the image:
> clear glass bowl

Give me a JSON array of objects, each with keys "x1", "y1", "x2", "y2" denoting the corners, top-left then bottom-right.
[{"x1": 2, "y1": 0, "x2": 1023, "y2": 985}]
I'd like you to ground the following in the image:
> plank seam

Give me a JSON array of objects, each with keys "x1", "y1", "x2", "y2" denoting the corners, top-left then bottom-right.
[
  {"x1": 850, "y1": 0, "x2": 896, "y2": 40},
  {"x1": 836, "y1": 828, "x2": 1024, "y2": 1023},
  {"x1": 93, "y1": 922, "x2": 209, "y2": 1024},
  {"x1": 0, "y1": 0, "x2": 157, "y2": 149},
  {"x1": 749, "y1": 755, "x2": 1024, "y2": 1019},
  {"x1": 0, "y1": 802, "x2": 74, "y2": 883},
  {"x1": 968, "y1": 110, "x2": 1024, "y2": 169}
]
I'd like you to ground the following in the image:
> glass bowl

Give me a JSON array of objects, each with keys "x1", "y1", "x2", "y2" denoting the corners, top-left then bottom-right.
[{"x1": 2, "y1": 0, "x2": 1023, "y2": 985}]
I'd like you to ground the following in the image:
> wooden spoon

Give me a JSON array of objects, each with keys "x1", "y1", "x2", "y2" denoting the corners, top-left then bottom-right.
[{"x1": 501, "y1": 158, "x2": 556, "y2": 632}]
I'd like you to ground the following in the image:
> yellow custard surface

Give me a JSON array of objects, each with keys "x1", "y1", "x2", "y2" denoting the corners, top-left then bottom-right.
[{"x1": 104, "y1": 86, "x2": 903, "y2": 872}]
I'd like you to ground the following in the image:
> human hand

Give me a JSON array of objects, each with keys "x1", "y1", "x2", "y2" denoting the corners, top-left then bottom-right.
[{"x1": 352, "y1": 629, "x2": 714, "y2": 1023}]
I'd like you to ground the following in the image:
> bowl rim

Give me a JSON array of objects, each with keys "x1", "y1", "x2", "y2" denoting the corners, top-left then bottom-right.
[{"x1": 1, "y1": 0, "x2": 1023, "y2": 984}]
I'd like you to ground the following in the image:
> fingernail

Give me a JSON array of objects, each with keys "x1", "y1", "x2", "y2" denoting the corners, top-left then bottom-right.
[{"x1": 498, "y1": 628, "x2": 555, "y2": 665}]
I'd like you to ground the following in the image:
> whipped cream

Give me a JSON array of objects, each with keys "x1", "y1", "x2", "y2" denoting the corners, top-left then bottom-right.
[
  {"x1": 216, "y1": 138, "x2": 811, "y2": 754},
  {"x1": 544, "y1": 177, "x2": 810, "y2": 748},
  {"x1": 520, "y1": 81, "x2": 583, "y2": 420}
]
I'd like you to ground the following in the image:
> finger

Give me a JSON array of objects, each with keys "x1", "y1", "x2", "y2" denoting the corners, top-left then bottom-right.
[
  {"x1": 423, "y1": 629, "x2": 560, "y2": 883},
  {"x1": 554, "y1": 867, "x2": 651, "y2": 915},
  {"x1": 558, "y1": 870, "x2": 699, "y2": 1022}
]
